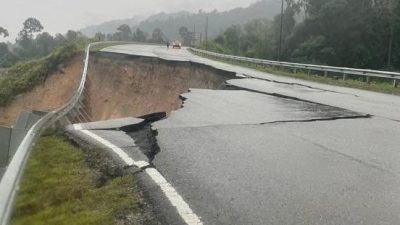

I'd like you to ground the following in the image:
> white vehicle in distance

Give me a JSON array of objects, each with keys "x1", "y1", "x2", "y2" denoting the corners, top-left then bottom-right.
[{"x1": 172, "y1": 41, "x2": 182, "y2": 49}]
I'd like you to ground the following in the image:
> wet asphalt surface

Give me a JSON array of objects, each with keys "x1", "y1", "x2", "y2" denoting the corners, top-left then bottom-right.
[
  {"x1": 153, "y1": 89, "x2": 400, "y2": 225},
  {"x1": 101, "y1": 45, "x2": 400, "y2": 225}
]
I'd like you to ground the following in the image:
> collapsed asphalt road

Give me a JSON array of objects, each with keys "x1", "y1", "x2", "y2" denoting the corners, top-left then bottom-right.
[
  {"x1": 153, "y1": 89, "x2": 399, "y2": 225},
  {"x1": 66, "y1": 44, "x2": 400, "y2": 225}
]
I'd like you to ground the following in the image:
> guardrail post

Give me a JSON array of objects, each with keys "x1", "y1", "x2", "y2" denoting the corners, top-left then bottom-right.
[
  {"x1": 366, "y1": 76, "x2": 371, "y2": 84},
  {"x1": 293, "y1": 68, "x2": 297, "y2": 74},
  {"x1": 394, "y1": 79, "x2": 398, "y2": 88},
  {"x1": 0, "y1": 126, "x2": 12, "y2": 168},
  {"x1": 307, "y1": 69, "x2": 311, "y2": 76},
  {"x1": 343, "y1": 73, "x2": 347, "y2": 81},
  {"x1": 324, "y1": 71, "x2": 328, "y2": 78}
]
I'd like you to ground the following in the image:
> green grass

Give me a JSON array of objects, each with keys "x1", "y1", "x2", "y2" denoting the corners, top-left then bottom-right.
[
  {"x1": 194, "y1": 52, "x2": 400, "y2": 96},
  {"x1": 10, "y1": 135, "x2": 139, "y2": 225},
  {"x1": 0, "y1": 44, "x2": 81, "y2": 107}
]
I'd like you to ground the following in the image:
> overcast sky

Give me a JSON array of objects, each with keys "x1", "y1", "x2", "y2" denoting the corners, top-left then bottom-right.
[{"x1": 0, "y1": 0, "x2": 257, "y2": 41}]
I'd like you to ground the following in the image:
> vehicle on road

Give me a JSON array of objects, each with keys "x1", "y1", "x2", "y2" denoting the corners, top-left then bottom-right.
[{"x1": 172, "y1": 41, "x2": 181, "y2": 49}]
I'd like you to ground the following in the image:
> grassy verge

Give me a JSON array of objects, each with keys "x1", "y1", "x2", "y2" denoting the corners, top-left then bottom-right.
[
  {"x1": 194, "y1": 52, "x2": 400, "y2": 96},
  {"x1": 10, "y1": 135, "x2": 140, "y2": 225},
  {"x1": 0, "y1": 44, "x2": 81, "y2": 107}
]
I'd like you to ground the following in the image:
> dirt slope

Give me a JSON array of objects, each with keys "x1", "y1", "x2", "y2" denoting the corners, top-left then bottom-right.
[
  {"x1": 0, "y1": 52, "x2": 235, "y2": 126},
  {"x1": 86, "y1": 53, "x2": 235, "y2": 121},
  {"x1": 0, "y1": 55, "x2": 83, "y2": 126}
]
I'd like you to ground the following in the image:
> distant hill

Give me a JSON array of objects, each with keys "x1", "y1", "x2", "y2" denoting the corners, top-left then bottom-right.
[
  {"x1": 135, "y1": 0, "x2": 281, "y2": 40},
  {"x1": 80, "y1": 16, "x2": 144, "y2": 37},
  {"x1": 80, "y1": 0, "x2": 281, "y2": 40}
]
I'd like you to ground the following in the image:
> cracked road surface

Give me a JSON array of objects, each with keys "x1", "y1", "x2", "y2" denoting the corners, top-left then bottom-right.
[
  {"x1": 99, "y1": 44, "x2": 400, "y2": 224},
  {"x1": 153, "y1": 90, "x2": 399, "y2": 225}
]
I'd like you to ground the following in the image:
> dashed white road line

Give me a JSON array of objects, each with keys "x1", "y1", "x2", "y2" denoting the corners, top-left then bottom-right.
[{"x1": 75, "y1": 126, "x2": 203, "y2": 225}]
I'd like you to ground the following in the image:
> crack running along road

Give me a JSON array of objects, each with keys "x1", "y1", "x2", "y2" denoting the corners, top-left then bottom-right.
[{"x1": 99, "y1": 44, "x2": 400, "y2": 225}]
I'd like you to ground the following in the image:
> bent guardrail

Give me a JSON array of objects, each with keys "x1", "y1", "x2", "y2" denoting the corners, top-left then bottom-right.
[
  {"x1": 190, "y1": 48, "x2": 400, "y2": 87},
  {"x1": 0, "y1": 41, "x2": 161, "y2": 225},
  {"x1": 0, "y1": 42, "x2": 99, "y2": 225},
  {"x1": 0, "y1": 41, "x2": 181, "y2": 224}
]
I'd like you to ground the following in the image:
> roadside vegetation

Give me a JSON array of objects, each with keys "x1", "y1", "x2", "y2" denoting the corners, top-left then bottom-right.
[
  {"x1": 0, "y1": 17, "x2": 93, "y2": 107},
  {"x1": 198, "y1": 0, "x2": 400, "y2": 71},
  {"x1": 0, "y1": 44, "x2": 80, "y2": 107},
  {"x1": 0, "y1": 18, "x2": 89, "y2": 68},
  {"x1": 190, "y1": 0, "x2": 400, "y2": 96},
  {"x1": 10, "y1": 134, "x2": 142, "y2": 225}
]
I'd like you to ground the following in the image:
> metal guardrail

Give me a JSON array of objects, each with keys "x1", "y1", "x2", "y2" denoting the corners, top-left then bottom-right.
[
  {"x1": 0, "y1": 41, "x2": 161, "y2": 225},
  {"x1": 0, "y1": 42, "x2": 103, "y2": 225},
  {"x1": 190, "y1": 48, "x2": 400, "y2": 87}
]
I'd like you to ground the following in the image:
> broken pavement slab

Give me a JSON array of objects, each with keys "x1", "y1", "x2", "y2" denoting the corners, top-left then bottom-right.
[
  {"x1": 155, "y1": 88, "x2": 368, "y2": 128},
  {"x1": 153, "y1": 117, "x2": 400, "y2": 225},
  {"x1": 227, "y1": 78, "x2": 400, "y2": 121},
  {"x1": 66, "y1": 117, "x2": 145, "y2": 131},
  {"x1": 68, "y1": 129, "x2": 149, "y2": 169},
  {"x1": 65, "y1": 118, "x2": 151, "y2": 171}
]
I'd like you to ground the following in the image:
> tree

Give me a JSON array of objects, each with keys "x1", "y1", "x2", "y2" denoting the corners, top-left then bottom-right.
[
  {"x1": 179, "y1": 26, "x2": 193, "y2": 46},
  {"x1": 216, "y1": 25, "x2": 243, "y2": 54},
  {"x1": 94, "y1": 32, "x2": 106, "y2": 41},
  {"x1": 54, "y1": 33, "x2": 67, "y2": 47},
  {"x1": 22, "y1": 18, "x2": 43, "y2": 34},
  {"x1": 151, "y1": 28, "x2": 164, "y2": 43},
  {"x1": 66, "y1": 30, "x2": 80, "y2": 43},
  {"x1": 112, "y1": 32, "x2": 122, "y2": 41},
  {"x1": 0, "y1": 42, "x2": 18, "y2": 67},
  {"x1": 117, "y1": 24, "x2": 132, "y2": 41},
  {"x1": 133, "y1": 28, "x2": 147, "y2": 42},
  {"x1": 17, "y1": 17, "x2": 43, "y2": 49},
  {"x1": 0, "y1": 27, "x2": 9, "y2": 38},
  {"x1": 0, "y1": 42, "x2": 9, "y2": 58},
  {"x1": 35, "y1": 32, "x2": 55, "y2": 56},
  {"x1": 282, "y1": 0, "x2": 394, "y2": 68},
  {"x1": 242, "y1": 19, "x2": 273, "y2": 58}
]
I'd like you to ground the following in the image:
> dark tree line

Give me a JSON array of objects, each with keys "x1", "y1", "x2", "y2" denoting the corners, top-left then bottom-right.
[
  {"x1": 94, "y1": 24, "x2": 167, "y2": 44},
  {"x1": 207, "y1": 0, "x2": 400, "y2": 70},
  {"x1": 0, "y1": 18, "x2": 89, "y2": 68}
]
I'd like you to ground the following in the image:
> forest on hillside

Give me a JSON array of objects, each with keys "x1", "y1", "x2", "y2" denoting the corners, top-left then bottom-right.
[
  {"x1": 0, "y1": 18, "x2": 88, "y2": 68},
  {"x1": 2, "y1": 0, "x2": 399, "y2": 71},
  {"x1": 205, "y1": 0, "x2": 400, "y2": 70},
  {"x1": 80, "y1": 0, "x2": 282, "y2": 40}
]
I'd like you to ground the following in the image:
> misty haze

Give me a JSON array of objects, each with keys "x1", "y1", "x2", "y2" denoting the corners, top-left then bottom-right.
[{"x1": 0, "y1": 1, "x2": 400, "y2": 225}]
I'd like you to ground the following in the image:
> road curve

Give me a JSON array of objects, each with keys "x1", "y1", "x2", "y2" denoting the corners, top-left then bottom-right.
[{"x1": 101, "y1": 44, "x2": 400, "y2": 225}]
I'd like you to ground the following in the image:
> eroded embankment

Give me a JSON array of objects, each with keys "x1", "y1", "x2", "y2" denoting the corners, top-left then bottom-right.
[
  {"x1": 86, "y1": 52, "x2": 236, "y2": 121},
  {"x1": 0, "y1": 55, "x2": 83, "y2": 126}
]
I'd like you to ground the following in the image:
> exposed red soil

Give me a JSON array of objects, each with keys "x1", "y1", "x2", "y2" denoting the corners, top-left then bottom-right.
[
  {"x1": 86, "y1": 53, "x2": 234, "y2": 121},
  {"x1": 0, "y1": 55, "x2": 83, "y2": 126},
  {"x1": 0, "y1": 52, "x2": 234, "y2": 126}
]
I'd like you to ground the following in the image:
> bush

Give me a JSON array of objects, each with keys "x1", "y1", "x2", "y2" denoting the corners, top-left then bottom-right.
[
  {"x1": 197, "y1": 40, "x2": 232, "y2": 54},
  {"x1": 0, "y1": 44, "x2": 80, "y2": 106}
]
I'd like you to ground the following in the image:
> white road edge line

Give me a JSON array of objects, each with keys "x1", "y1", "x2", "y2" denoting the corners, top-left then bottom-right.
[
  {"x1": 73, "y1": 123, "x2": 83, "y2": 130},
  {"x1": 145, "y1": 168, "x2": 203, "y2": 225},
  {"x1": 76, "y1": 127, "x2": 203, "y2": 225},
  {"x1": 80, "y1": 129, "x2": 149, "y2": 168}
]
